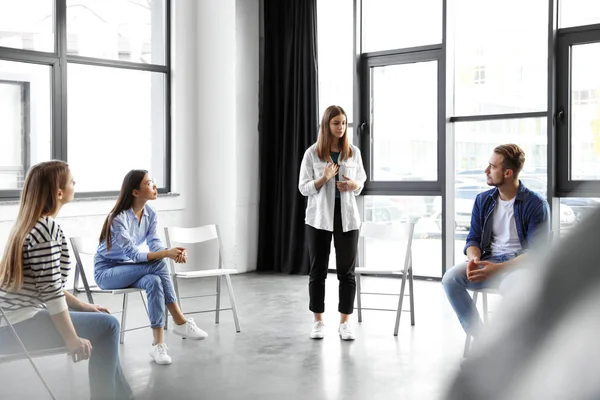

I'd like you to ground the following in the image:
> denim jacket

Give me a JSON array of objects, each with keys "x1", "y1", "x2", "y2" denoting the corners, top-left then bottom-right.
[{"x1": 464, "y1": 181, "x2": 550, "y2": 260}]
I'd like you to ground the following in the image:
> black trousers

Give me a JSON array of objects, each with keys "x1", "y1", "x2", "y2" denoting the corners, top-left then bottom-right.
[{"x1": 307, "y1": 199, "x2": 359, "y2": 314}]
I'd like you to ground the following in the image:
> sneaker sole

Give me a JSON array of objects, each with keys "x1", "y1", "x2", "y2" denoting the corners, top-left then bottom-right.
[
  {"x1": 339, "y1": 335, "x2": 355, "y2": 341},
  {"x1": 172, "y1": 330, "x2": 208, "y2": 340},
  {"x1": 149, "y1": 353, "x2": 172, "y2": 365},
  {"x1": 310, "y1": 334, "x2": 324, "y2": 340}
]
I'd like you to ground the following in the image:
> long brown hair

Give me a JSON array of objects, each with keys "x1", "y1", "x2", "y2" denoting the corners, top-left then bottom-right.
[
  {"x1": 0, "y1": 161, "x2": 70, "y2": 291},
  {"x1": 99, "y1": 169, "x2": 148, "y2": 250},
  {"x1": 316, "y1": 105, "x2": 353, "y2": 162}
]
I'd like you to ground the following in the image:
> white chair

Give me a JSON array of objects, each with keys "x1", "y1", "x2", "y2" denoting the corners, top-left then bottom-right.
[
  {"x1": 70, "y1": 237, "x2": 150, "y2": 344},
  {"x1": 164, "y1": 225, "x2": 241, "y2": 332},
  {"x1": 356, "y1": 221, "x2": 416, "y2": 336},
  {"x1": 463, "y1": 287, "x2": 498, "y2": 357},
  {"x1": 0, "y1": 304, "x2": 68, "y2": 400}
]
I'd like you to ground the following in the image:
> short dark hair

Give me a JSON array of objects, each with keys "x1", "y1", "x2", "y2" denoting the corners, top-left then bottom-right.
[{"x1": 494, "y1": 144, "x2": 526, "y2": 178}]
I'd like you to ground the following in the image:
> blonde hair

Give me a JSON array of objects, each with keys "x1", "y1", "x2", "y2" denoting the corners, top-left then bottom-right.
[
  {"x1": 316, "y1": 105, "x2": 353, "y2": 162},
  {"x1": 0, "y1": 161, "x2": 70, "y2": 291}
]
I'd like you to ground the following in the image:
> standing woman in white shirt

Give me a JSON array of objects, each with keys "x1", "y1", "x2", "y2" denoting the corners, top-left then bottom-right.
[
  {"x1": 298, "y1": 105, "x2": 367, "y2": 340},
  {"x1": 0, "y1": 161, "x2": 132, "y2": 400}
]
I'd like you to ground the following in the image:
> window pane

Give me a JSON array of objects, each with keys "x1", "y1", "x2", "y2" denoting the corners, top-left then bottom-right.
[
  {"x1": 570, "y1": 43, "x2": 600, "y2": 180},
  {"x1": 362, "y1": 0, "x2": 442, "y2": 53},
  {"x1": 364, "y1": 196, "x2": 442, "y2": 278},
  {"x1": 317, "y1": 0, "x2": 353, "y2": 122},
  {"x1": 0, "y1": 0, "x2": 54, "y2": 52},
  {"x1": 67, "y1": 64, "x2": 166, "y2": 192},
  {"x1": 66, "y1": 0, "x2": 166, "y2": 64},
  {"x1": 0, "y1": 61, "x2": 51, "y2": 190},
  {"x1": 371, "y1": 61, "x2": 437, "y2": 181},
  {"x1": 454, "y1": 0, "x2": 548, "y2": 115},
  {"x1": 560, "y1": 0, "x2": 600, "y2": 28},
  {"x1": 454, "y1": 118, "x2": 548, "y2": 264},
  {"x1": 559, "y1": 198, "x2": 600, "y2": 236}
]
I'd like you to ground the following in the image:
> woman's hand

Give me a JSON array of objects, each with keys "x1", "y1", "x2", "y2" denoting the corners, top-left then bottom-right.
[
  {"x1": 166, "y1": 247, "x2": 186, "y2": 261},
  {"x1": 175, "y1": 250, "x2": 188, "y2": 264},
  {"x1": 321, "y1": 161, "x2": 339, "y2": 182},
  {"x1": 65, "y1": 336, "x2": 93, "y2": 363},
  {"x1": 78, "y1": 303, "x2": 110, "y2": 314},
  {"x1": 336, "y1": 175, "x2": 358, "y2": 192}
]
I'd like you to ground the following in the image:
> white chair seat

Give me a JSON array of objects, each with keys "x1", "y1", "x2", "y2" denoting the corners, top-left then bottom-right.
[
  {"x1": 175, "y1": 269, "x2": 238, "y2": 279},
  {"x1": 84, "y1": 286, "x2": 145, "y2": 295},
  {"x1": 355, "y1": 267, "x2": 403, "y2": 275}
]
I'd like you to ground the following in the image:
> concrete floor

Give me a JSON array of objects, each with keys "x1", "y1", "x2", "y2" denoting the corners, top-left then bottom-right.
[{"x1": 0, "y1": 272, "x2": 480, "y2": 400}]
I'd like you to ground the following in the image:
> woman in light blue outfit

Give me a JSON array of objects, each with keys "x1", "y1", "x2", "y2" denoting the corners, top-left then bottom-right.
[{"x1": 94, "y1": 170, "x2": 206, "y2": 365}]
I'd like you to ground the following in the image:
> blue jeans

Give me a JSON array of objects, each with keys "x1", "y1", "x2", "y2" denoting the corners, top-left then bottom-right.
[
  {"x1": 0, "y1": 310, "x2": 131, "y2": 400},
  {"x1": 94, "y1": 258, "x2": 177, "y2": 328},
  {"x1": 442, "y1": 254, "x2": 526, "y2": 336}
]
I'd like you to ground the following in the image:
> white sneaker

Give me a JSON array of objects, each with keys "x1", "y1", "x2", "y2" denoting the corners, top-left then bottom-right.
[
  {"x1": 173, "y1": 318, "x2": 208, "y2": 340},
  {"x1": 310, "y1": 321, "x2": 325, "y2": 339},
  {"x1": 338, "y1": 322, "x2": 355, "y2": 341},
  {"x1": 150, "y1": 343, "x2": 172, "y2": 365}
]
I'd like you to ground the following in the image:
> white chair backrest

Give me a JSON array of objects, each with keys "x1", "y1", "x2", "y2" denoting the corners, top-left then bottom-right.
[
  {"x1": 359, "y1": 221, "x2": 415, "y2": 273},
  {"x1": 165, "y1": 225, "x2": 218, "y2": 245},
  {"x1": 69, "y1": 236, "x2": 99, "y2": 287},
  {"x1": 360, "y1": 221, "x2": 414, "y2": 242}
]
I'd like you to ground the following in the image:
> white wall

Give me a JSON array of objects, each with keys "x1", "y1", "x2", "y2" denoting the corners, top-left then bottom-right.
[{"x1": 0, "y1": 0, "x2": 260, "y2": 273}]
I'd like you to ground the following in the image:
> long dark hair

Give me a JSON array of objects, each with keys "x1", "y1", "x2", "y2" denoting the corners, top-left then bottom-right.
[{"x1": 99, "y1": 169, "x2": 148, "y2": 250}]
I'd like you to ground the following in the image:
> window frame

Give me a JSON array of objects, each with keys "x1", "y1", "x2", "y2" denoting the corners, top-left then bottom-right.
[
  {"x1": 0, "y1": 0, "x2": 172, "y2": 199},
  {"x1": 556, "y1": 23, "x2": 600, "y2": 197}
]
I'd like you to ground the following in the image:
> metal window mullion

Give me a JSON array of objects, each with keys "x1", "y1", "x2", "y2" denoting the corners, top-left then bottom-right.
[{"x1": 54, "y1": 0, "x2": 67, "y2": 162}]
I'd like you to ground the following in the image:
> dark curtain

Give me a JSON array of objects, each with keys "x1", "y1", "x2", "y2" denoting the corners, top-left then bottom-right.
[{"x1": 257, "y1": 0, "x2": 319, "y2": 274}]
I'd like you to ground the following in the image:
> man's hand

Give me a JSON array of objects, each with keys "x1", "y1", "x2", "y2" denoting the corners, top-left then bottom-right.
[{"x1": 467, "y1": 260, "x2": 501, "y2": 282}]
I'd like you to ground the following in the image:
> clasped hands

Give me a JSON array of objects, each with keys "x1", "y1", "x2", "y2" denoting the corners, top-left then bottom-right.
[
  {"x1": 167, "y1": 247, "x2": 188, "y2": 264},
  {"x1": 322, "y1": 160, "x2": 358, "y2": 192},
  {"x1": 466, "y1": 257, "x2": 501, "y2": 282}
]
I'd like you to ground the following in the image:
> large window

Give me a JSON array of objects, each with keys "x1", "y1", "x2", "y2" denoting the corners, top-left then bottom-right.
[
  {"x1": 0, "y1": 0, "x2": 170, "y2": 198},
  {"x1": 317, "y1": 0, "x2": 354, "y2": 142},
  {"x1": 453, "y1": 0, "x2": 548, "y2": 116}
]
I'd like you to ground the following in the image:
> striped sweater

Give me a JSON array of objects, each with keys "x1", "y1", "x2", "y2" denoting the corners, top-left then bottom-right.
[{"x1": 0, "y1": 216, "x2": 70, "y2": 326}]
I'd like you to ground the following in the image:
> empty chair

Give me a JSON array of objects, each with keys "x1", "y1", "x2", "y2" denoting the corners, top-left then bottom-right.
[
  {"x1": 355, "y1": 221, "x2": 416, "y2": 336},
  {"x1": 164, "y1": 225, "x2": 240, "y2": 332},
  {"x1": 70, "y1": 236, "x2": 150, "y2": 344}
]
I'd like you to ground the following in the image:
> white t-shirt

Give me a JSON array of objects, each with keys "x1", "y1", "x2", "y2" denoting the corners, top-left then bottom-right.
[{"x1": 491, "y1": 197, "x2": 522, "y2": 256}]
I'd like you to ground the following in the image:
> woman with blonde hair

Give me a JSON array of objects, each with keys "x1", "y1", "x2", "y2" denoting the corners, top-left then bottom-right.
[
  {"x1": 298, "y1": 105, "x2": 367, "y2": 340},
  {"x1": 0, "y1": 161, "x2": 132, "y2": 400}
]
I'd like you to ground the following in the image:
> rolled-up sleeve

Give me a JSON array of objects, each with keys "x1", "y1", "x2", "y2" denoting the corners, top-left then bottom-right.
[
  {"x1": 298, "y1": 149, "x2": 319, "y2": 196},
  {"x1": 146, "y1": 212, "x2": 166, "y2": 252},
  {"x1": 27, "y1": 241, "x2": 68, "y2": 315},
  {"x1": 111, "y1": 216, "x2": 149, "y2": 262}
]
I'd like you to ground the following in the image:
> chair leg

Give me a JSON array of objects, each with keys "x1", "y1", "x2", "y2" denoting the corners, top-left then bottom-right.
[
  {"x1": 463, "y1": 334, "x2": 472, "y2": 358},
  {"x1": 408, "y1": 266, "x2": 415, "y2": 326},
  {"x1": 120, "y1": 293, "x2": 128, "y2": 345},
  {"x1": 394, "y1": 273, "x2": 408, "y2": 336},
  {"x1": 464, "y1": 291, "x2": 479, "y2": 357},
  {"x1": 215, "y1": 276, "x2": 222, "y2": 324},
  {"x1": 225, "y1": 274, "x2": 241, "y2": 333},
  {"x1": 482, "y1": 292, "x2": 489, "y2": 324},
  {"x1": 356, "y1": 273, "x2": 362, "y2": 323}
]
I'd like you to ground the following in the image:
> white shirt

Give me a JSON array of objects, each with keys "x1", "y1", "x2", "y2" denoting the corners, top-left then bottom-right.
[
  {"x1": 298, "y1": 143, "x2": 367, "y2": 232},
  {"x1": 491, "y1": 197, "x2": 522, "y2": 256}
]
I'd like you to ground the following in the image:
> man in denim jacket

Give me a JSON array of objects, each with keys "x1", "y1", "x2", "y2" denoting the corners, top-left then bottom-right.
[{"x1": 442, "y1": 144, "x2": 550, "y2": 337}]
